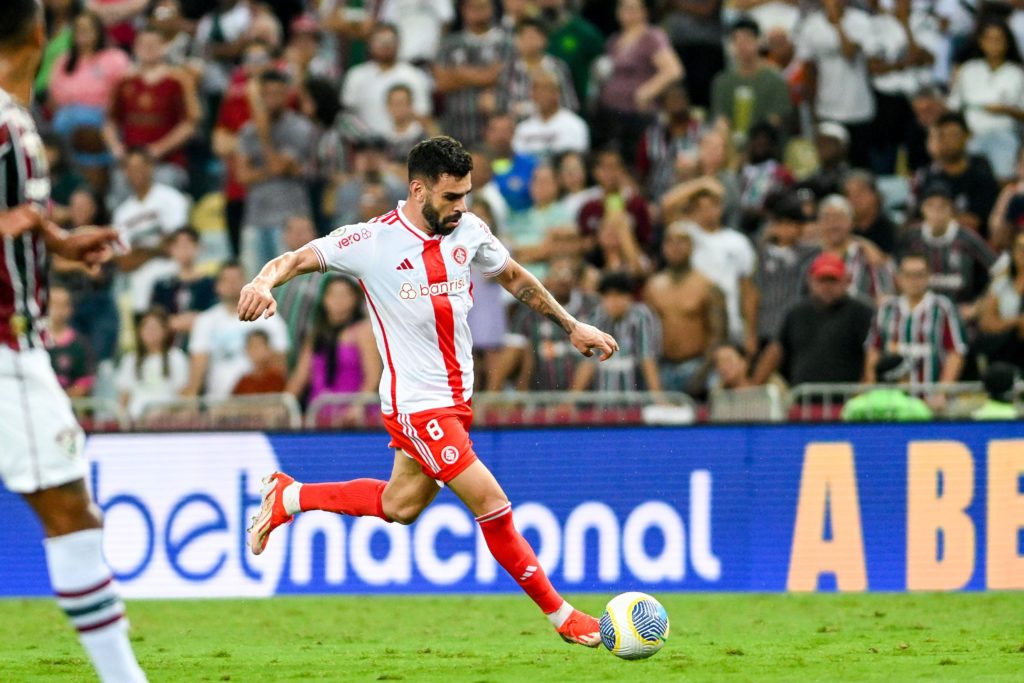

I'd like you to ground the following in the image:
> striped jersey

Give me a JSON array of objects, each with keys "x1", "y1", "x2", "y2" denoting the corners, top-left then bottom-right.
[
  {"x1": 896, "y1": 223, "x2": 998, "y2": 303},
  {"x1": 583, "y1": 302, "x2": 661, "y2": 392},
  {"x1": 0, "y1": 88, "x2": 49, "y2": 351},
  {"x1": 865, "y1": 291, "x2": 968, "y2": 385},
  {"x1": 841, "y1": 240, "x2": 895, "y2": 304},
  {"x1": 307, "y1": 203, "x2": 511, "y2": 415}
]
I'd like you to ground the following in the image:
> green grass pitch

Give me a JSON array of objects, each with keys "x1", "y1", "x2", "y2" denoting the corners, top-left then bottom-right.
[{"x1": 0, "y1": 593, "x2": 1021, "y2": 681}]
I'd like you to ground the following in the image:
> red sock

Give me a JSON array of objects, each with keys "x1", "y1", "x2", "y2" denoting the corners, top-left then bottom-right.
[
  {"x1": 477, "y1": 503, "x2": 563, "y2": 614},
  {"x1": 298, "y1": 479, "x2": 389, "y2": 520}
]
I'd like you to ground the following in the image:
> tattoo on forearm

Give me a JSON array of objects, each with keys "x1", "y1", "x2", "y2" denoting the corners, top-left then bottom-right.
[{"x1": 515, "y1": 284, "x2": 577, "y2": 334}]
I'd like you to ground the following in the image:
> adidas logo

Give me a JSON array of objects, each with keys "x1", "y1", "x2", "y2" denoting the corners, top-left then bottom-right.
[
  {"x1": 519, "y1": 565, "x2": 537, "y2": 582},
  {"x1": 396, "y1": 259, "x2": 414, "y2": 271}
]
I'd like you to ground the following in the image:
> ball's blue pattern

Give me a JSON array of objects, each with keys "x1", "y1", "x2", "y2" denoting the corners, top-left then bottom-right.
[
  {"x1": 599, "y1": 611, "x2": 616, "y2": 651},
  {"x1": 631, "y1": 599, "x2": 668, "y2": 642}
]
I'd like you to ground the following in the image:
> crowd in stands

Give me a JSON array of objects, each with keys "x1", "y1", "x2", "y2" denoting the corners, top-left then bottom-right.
[{"x1": 35, "y1": 0, "x2": 1024, "y2": 422}]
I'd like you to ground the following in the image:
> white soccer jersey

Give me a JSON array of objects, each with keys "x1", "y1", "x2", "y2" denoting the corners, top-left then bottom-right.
[{"x1": 307, "y1": 203, "x2": 511, "y2": 415}]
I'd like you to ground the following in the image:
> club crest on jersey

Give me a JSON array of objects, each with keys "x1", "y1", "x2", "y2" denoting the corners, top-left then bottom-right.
[
  {"x1": 398, "y1": 274, "x2": 471, "y2": 300},
  {"x1": 452, "y1": 246, "x2": 468, "y2": 265},
  {"x1": 334, "y1": 227, "x2": 371, "y2": 249}
]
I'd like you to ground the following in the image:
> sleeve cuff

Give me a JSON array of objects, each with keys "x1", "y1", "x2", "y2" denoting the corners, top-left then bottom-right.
[
  {"x1": 308, "y1": 243, "x2": 328, "y2": 273},
  {"x1": 483, "y1": 253, "x2": 511, "y2": 278}
]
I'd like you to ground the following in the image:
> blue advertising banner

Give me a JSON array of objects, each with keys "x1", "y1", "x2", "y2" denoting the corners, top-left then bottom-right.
[{"x1": 0, "y1": 423, "x2": 1021, "y2": 597}]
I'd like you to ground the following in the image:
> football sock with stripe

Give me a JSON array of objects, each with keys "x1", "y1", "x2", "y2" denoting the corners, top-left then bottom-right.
[
  {"x1": 476, "y1": 503, "x2": 567, "y2": 622},
  {"x1": 292, "y1": 480, "x2": 390, "y2": 520},
  {"x1": 44, "y1": 529, "x2": 147, "y2": 683}
]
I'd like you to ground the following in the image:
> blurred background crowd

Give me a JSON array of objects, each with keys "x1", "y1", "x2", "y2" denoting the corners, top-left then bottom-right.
[{"x1": 31, "y1": 0, "x2": 1024, "y2": 426}]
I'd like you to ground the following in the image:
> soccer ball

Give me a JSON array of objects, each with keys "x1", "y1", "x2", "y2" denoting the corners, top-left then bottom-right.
[{"x1": 599, "y1": 592, "x2": 670, "y2": 660}]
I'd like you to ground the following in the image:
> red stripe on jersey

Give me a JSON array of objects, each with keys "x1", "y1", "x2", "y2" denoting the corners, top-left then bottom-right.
[
  {"x1": 359, "y1": 279, "x2": 398, "y2": 413},
  {"x1": 421, "y1": 240, "x2": 464, "y2": 404}
]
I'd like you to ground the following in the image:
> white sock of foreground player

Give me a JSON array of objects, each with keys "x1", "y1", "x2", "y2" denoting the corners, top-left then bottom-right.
[{"x1": 44, "y1": 529, "x2": 147, "y2": 683}]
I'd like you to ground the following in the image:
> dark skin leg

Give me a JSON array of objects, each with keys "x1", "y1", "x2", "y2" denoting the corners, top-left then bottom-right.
[{"x1": 22, "y1": 479, "x2": 101, "y2": 538}]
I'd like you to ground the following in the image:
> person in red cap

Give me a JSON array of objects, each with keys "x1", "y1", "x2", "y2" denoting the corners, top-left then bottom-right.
[{"x1": 752, "y1": 251, "x2": 874, "y2": 386}]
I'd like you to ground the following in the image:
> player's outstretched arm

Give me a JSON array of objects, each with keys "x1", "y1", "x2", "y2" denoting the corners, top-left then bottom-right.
[
  {"x1": 238, "y1": 246, "x2": 321, "y2": 321},
  {"x1": 494, "y1": 258, "x2": 619, "y2": 361}
]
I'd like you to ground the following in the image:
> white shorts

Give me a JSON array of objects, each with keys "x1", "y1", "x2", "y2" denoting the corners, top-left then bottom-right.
[{"x1": 0, "y1": 346, "x2": 87, "y2": 493}]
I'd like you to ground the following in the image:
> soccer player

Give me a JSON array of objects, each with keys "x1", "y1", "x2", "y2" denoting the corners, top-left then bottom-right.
[
  {"x1": 0, "y1": 2, "x2": 147, "y2": 681},
  {"x1": 241, "y1": 136, "x2": 619, "y2": 647}
]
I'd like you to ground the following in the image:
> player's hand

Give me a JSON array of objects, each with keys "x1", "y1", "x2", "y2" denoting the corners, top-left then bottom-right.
[
  {"x1": 54, "y1": 227, "x2": 123, "y2": 270},
  {"x1": 570, "y1": 323, "x2": 619, "y2": 361},
  {"x1": 238, "y1": 279, "x2": 277, "y2": 321}
]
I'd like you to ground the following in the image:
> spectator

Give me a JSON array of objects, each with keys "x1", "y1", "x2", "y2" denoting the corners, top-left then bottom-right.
[
  {"x1": 115, "y1": 306, "x2": 189, "y2": 419},
  {"x1": 35, "y1": 0, "x2": 78, "y2": 99},
  {"x1": 818, "y1": 194, "x2": 894, "y2": 305},
  {"x1": 384, "y1": 84, "x2": 428, "y2": 163},
  {"x1": 978, "y1": 231, "x2": 1024, "y2": 371},
  {"x1": 49, "y1": 10, "x2": 132, "y2": 187},
  {"x1": 274, "y1": 216, "x2": 327, "y2": 366},
  {"x1": 184, "y1": 262, "x2": 289, "y2": 399},
  {"x1": 948, "y1": 19, "x2": 1024, "y2": 181},
  {"x1": 844, "y1": 170, "x2": 898, "y2": 255},
  {"x1": 710, "y1": 16, "x2": 792, "y2": 137},
  {"x1": 867, "y1": 0, "x2": 940, "y2": 174},
  {"x1": 571, "y1": 271, "x2": 662, "y2": 393},
  {"x1": 865, "y1": 253, "x2": 967, "y2": 387},
  {"x1": 753, "y1": 195, "x2": 819, "y2": 348},
  {"x1": 592, "y1": 0, "x2": 684, "y2": 159},
  {"x1": 499, "y1": 17, "x2": 577, "y2": 120},
  {"x1": 645, "y1": 224, "x2": 727, "y2": 397},
  {"x1": 753, "y1": 252, "x2": 875, "y2": 386},
  {"x1": 43, "y1": 133, "x2": 85, "y2": 224},
  {"x1": 434, "y1": 0, "x2": 514, "y2": 144},
  {"x1": 192, "y1": 0, "x2": 257, "y2": 104},
  {"x1": 233, "y1": 330, "x2": 288, "y2": 395},
  {"x1": 511, "y1": 70, "x2": 590, "y2": 157},
  {"x1": 841, "y1": 353, "x2": 933, "y2": 422},
  {"x1": 333, "y1": 138, "x2": 407, "y2": 226},
  {"x1": 212, "y1": 39, "x2": 273, "y2": 258},
  {"x1": 235, "y1": 70, "x2": 316, "y2": 279},
  {"x1": 673, "y1": 178, "x2": 758, "y2": 354},
  {"x1": 111, "y1": 148, "x2": 191, "y2": 314},
  {"x1": 797, "y1": 122, "x2": 851, "y2": 201},
  {"x1": 463, "y1": 200, "x2": 509, "y2": 390},
  {"x1": 988, "y1": 146, "x2": 1024, "y2": 251},
  {"x1": 282, "y1": 14, "x2": 339, "y2": 82},
  {"x1": 661, "y1": 0, "x2": 721, "y2": 109},
  {"x1": 46, "y1": 286, "x2": 95, "y2": 399},
  {"x1": 484, "y1": 113, "x2": 538, "y2": 213},
  {"x1": 341, "y1": 23, "x2": 433, "y2": 138},
  {"x1": 149, "y1": 0, "x2": 195, "y2": 68},
  {"x1": 539, "y1": 0, "x2": 605, "y2": 108},
  {"x1": 298, "y1": 76, "x2": 346, "y2": 236},
  {"x1": 737, "y1": 121, "x2": 794, "y2": 234},
  {"x1": 584, "y1": 205, "x2": 651, "y2": 282},
  {"x1": 286, "y1": 276, "x2": 380, "y2": 421},
  {"x1": 913, "y1": 112, "x2": 1000, "y2": 239},
  {"x1": 898, "y1": 181, "x2": 999, "y2": 319},
  {"x1": 794, "y1": 0, "x2": 876, "y2": 169},
  {"x1": 556, "y1": 150, "x2": 601, "y2": 222},
  {"x1": 971, "y1": 362, "x2": 1020, "y2": 419},
  {"x1": 662, "y1": 128, "x2": 743, "y2": 230},
  {"x1": 103, "y1": 25, "x2": 200, "y2": 194},
  {"x1": 712, "y1": 343, "x2": 756, "y2": 391},
  {"x1": 505, "y1": 164, "x2": 576, "y2": 278},
  {"x1": 378, "y1": 0, "x2": 455, "y2": 65},
  {"x1": 491, "y1": 255, "x2": 597, "y2": 391},
  {"x1": 468, "y1": 147, "x2": 511, "y2": 229},
  {"x1": 636, "y1": 82, "x2": 702, "y2": 201},
  {"x1": 578, "y1": 147, "x2": 653, "y2": 253},
  {"x1": 151, "y1": 227, "x2": 218, "y2": 340}
]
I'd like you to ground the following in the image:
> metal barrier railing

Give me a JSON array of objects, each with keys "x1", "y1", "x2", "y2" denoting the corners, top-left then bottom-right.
[
  {"x1": 71, "y1": 397, "x2": 131, "y2": 432},
  {"x1": 784, "y1": 382, "x2": 1024, "y2": 421},
  {"x1": 136, "y1": 393, "x2": 303, "y2": 431},
  {"x1": 709, "y1": 385, "x2": 785, "y2": 422}
]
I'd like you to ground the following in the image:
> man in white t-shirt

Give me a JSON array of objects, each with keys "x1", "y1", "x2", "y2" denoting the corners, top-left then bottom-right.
[
  {"x1": 185, "y1": 262, "x2": 288, "y2": 399},
  {"x1": 341, "y1": 23, "x2": 433, "y2": 137},
  {"x1": 512, "y1": 69, "x2": 590, "y2": 157},
  {"x1": 794, "y1": 0, "x2": 876, "y2": 168},
  {"x1": 378, "y1": 0, "x2": 454, "y2": 64},
  {"x1": 676, "y1": 178, "x2": 758, "y2": 355},
  {"x1": 111, "y1": 148, "x2": 190, "y2": 313}
]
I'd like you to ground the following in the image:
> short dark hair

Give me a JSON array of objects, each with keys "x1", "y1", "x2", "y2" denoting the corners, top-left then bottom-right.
[
  {"x1": 218, "y1": 260, "x2": 244, "y2": 279},
  {"x1": 247, "y1": 329, "x2": 271, "y2": 345},
  {"x1": 516, "y1": 17, "x2": 548, "y2": 35},
  {"x1": 260, "y1": 69, "x2": 290, "y2": 86},
  {"x1": 730, "y1": 16, "x2": 760, "y2": 38},
  {"x1": 170, "y1": 226, "x2": 201, "y2": 244},
  {"x1": 387, "y1": 83, "x2": 413, "y2": 100},
  {"x1": 0, "y1": 0, "x2": 40, "y2": 50},
  {"x1": 124, "y1": 146, "x2": 155, "y2": 164},
  {"x1": 898, "y1": 251, "x2": 930, "y2": 270},
  {"x1": 935, "y1": 111, "x2": 969, "y2": 134},
  {"x1": 407, "y1": 136, "x2": 473, "y2": 184},
  {"x1": 597, "y1": 271, "x2": 635, "y2": 295}
]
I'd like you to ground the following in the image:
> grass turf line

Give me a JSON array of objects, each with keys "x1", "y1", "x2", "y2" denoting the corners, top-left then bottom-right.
[{"x1": 0, "y1": 593, "x2": 1021, "y2": 681}]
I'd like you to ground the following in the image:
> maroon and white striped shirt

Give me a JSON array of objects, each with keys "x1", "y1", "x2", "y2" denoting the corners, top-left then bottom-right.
[{"x1": 0, "y1": 87, "x2": 49, "y2": 351}]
